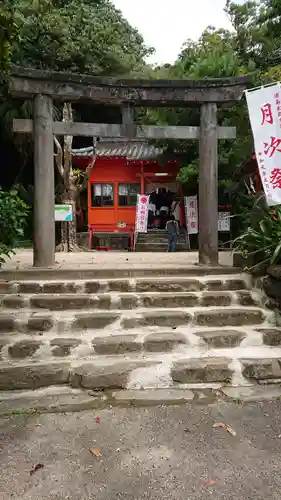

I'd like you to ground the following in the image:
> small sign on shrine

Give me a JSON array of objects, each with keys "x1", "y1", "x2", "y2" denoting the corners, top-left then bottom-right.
[
  {"x1": 54, "y1": 204, "x2": 73, "y2": 222},
  {"x1": 218, "y1": 212, "x2": 231, "y2": 232}
]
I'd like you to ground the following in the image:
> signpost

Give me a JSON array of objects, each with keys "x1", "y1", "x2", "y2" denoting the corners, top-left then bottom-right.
[{"x1": 54, "y1": 204, "x2": 73, "y2": 222}]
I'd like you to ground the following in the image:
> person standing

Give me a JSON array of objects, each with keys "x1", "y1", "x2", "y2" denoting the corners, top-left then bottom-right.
[{"x1": 165, "y1": 215, "x2": 179, "y2": 252}]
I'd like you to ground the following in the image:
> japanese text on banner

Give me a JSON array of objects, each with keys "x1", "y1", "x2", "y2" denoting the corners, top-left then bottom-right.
[
  {"x1": 245, "y1": 83, "x2": 281, "y2": 206},
  {"x1": 184, "y1": 196, "x2": 198, "y2": 234},
  {"x1": 135, "y1": 194, "x2": 149, "y2": 233}
]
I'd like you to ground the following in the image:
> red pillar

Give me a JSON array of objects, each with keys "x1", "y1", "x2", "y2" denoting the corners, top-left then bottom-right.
[{"x1": 140, "y1": 162, "x2": 145, "y2": 194}]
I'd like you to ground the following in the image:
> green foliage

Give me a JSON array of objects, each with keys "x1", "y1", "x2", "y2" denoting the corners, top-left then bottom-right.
[
  {"x1": 232, "y1": 203, "x2": 281, "y2": 268},
  {"x1": 11, "y1": 0, "x2": 152, "y2": 75},
  {"x1": 0, "y1": 1, "x2": 18, "y2": 80},
  {"x1": 0, "y1": 188, "x2": 29, "y2": 264},
  {"x1": 144, "y1": 1, "x2": 281, "y2": 226},
  {"x1": 177, "y1": 162, "x2": 198, "y2": 187}
]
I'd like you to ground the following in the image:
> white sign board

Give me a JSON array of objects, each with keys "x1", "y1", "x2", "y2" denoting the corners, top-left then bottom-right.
[
  {"x1": 135, "y1": 194, "x2": 149, "y2": 233},
  {"x1": 184, "y1": 196, "x2": 231, "y2": 234},
  {"x1": 245, "y1": 83, "x2": 281, "y2": 206},
  {"x1": 55, "y1": 204, "x2": 73, "y2": 222},
  {"x1": 184, "y1": 196, "x2": 198, "y2": 234},
  {"x1": 218, "y1": 212, "x2": 231, "y2": 232}
]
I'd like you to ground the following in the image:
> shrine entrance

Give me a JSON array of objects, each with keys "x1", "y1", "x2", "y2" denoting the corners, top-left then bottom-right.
[{"x1": 10, "y1": 67, "x2": 248, "y2": 266}]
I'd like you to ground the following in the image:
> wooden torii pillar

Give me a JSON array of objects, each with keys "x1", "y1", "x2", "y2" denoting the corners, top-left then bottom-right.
[
  {"x1": 33, "y1": 95, "x2": 55, "y2": 267},
  {"x1": 199, "y1": 103, "x2": 218, "y2": 265},
  {"x1": 10, "y1": 68, "x2": 248, "y2": 267}
]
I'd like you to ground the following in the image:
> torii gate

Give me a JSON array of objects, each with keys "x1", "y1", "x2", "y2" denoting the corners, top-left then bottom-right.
[{"x1": 10, "y1": 66, "x2": 249, "y2": 267}]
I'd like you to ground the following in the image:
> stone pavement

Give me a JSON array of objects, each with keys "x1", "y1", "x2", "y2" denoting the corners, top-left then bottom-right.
[
  {"x1": 1, "y1": 249, "x2": 233, "y2": 270},
  {"x1": 1, "y1": 401, "x2": 281, "y2": 500}
]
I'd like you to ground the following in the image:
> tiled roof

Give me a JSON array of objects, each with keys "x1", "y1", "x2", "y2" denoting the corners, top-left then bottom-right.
[{"x1": 72, "y1": 138, "x2": 163, "y2": 160}]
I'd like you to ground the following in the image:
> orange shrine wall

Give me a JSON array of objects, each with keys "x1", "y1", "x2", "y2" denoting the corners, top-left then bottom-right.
[{"x1": 87, "y1": 157, "x2": 180, "y2": 232}]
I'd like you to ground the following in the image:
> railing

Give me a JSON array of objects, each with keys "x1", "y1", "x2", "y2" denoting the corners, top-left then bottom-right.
[{"x1": 133, "y1": 230, "x2": 138, "y2": 252}]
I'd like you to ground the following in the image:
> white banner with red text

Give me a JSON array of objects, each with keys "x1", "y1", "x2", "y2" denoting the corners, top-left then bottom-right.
[
  {"x1": 184, "y1": 196, "x2": 198, "y2": 234},
  {"x1": 245, "y1": 83, "x2": 281, "y2": 206},
  {"x1": 135, "y1": 194, "x2": 149, "y2": 233},
  {"x1": 184, "y1": 196, "x2": 231, "y2": 234}
]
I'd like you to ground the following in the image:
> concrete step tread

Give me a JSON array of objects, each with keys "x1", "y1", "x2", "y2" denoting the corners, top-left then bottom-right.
[
  {"x1": 3, "y1": 273, "x2": 247, "y2": 284},
  {"x1": 2, "y1": 385, "x2": 281, "y2": 413},
  {"x1": 0, "y1": 266, "x2": 241, "y2": 281}
]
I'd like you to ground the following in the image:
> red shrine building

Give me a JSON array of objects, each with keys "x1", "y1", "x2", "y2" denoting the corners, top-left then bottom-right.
[
  {"x1": 236, "y1": 152, "x2": 263, "y2": 195},
  {"x1": 72, "y1": 139, "x2": 184, "y2": 248}
]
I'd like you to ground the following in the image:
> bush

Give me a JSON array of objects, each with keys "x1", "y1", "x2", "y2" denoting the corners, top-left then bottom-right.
[
  {"x1": 232, "y1": 203, "x2": 281, "y2": 269},
  {"x1": 0, "y1": 187, "x2": 29, "y2": 265}
]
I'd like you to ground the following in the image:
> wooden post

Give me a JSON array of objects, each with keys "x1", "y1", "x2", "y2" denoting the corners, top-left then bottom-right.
[
  {"x1": 199, "y1": 103, "x2": 218, "y2": 265},
  {"x1": 33, "y1": 94, "x2": 55, "y2": 267}
]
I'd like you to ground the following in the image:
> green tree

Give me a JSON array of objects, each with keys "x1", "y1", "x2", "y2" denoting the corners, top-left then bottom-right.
[
  {"x1": 0, "y1": 1, "x2": 17, "y2": 80},
  {"x1": 144, "y1": 26, "x2": 253, "y2": 203},
  {"x1": 0, "y1": 187, "x2": 29, "y2": 264},
  {"x1": 0, "y1": 0, "x2": 153, "y2": 250},
  {"x1": 12, "y1": 0, "x2": 153, "y2": 75}
]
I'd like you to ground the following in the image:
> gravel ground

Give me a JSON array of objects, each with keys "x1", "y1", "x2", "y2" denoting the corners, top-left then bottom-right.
[{"x1": 0, "y1": 400, "x2": 281, "y2": 499}]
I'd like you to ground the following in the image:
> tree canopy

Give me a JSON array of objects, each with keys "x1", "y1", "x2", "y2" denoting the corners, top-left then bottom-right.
[
  {"x1": 11, "y1": 0, "x2": 153, "y2": 75},
  {"x1": 143, "y1": 1, "x2": 281, "y2": 204},
  {"x1": 2, "y1": 0, "x2": 281, "y2": 221}
]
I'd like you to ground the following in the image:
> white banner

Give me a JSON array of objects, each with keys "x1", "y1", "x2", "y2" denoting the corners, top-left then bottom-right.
[
  {"x1": 184, "y1": 196, "x2": 198, "y2": 234},
  {"x1": 135, "y1": 194, "x2": 149, "y2": 233},
  {"x1": 246, "y1": 83, "x2": 281, "y2": 206}
]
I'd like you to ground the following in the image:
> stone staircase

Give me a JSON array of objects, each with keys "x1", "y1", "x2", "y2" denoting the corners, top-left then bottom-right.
[
  {"x1": 0, "y1": 265, "x2": 281, "y2": 404},
  {"x1": 135, "y1": 230, "x2": 190, "y2": 252}
]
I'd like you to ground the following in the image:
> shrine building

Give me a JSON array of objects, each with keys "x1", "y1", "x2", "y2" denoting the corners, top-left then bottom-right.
[{"x1": 72, "y1": 138, "x2": 184, "y2": 249}]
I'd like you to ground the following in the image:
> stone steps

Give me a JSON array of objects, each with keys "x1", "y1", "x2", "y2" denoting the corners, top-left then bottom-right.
[
  {"x1": 0, "y1": 291, "x2": 261, "y2": 310},
  {"x1": 136, "y1": 243, "x2": 190, "y2": 252},
  {"x1": 137, "y1": 235, "x2": 187, "y2": 242},
  {"x1": 0, "y1": 268, "x2": 280, "y2": 397},
  {"x1": 2, "y1": 326, "x2": 279, "y2": 359},
  {"x1": 0, "y1": 306, "x2": 270, "y2": 332},
  {"x1": 135, "y1": 230, "x2": 189, "y2": 251},
  {"x1": 2, "y1": 346, "x2": 281, "y2": 391},
  {"x1": 0, "y1": 275, "x2": 250, "y2": 294},
  {"x1": 3, "y1": 384, "x2": 281, "y2": 414}
]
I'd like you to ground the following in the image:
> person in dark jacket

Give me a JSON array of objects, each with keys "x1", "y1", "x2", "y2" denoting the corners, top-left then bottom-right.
[{"x1": 165, "y1": 215, "x2": 179, "y2": 252}]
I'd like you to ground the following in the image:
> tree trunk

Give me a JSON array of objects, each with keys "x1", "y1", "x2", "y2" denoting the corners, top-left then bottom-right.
[
  {"x1": 60, "y1": 222, "x2": 68, "y2": 252},
  {"x1": 63, "y1": 103, "x2": 78, "y2": 250},
  {"x1": 54, "y1": 103, "x2": 97, "y2": 252}
]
